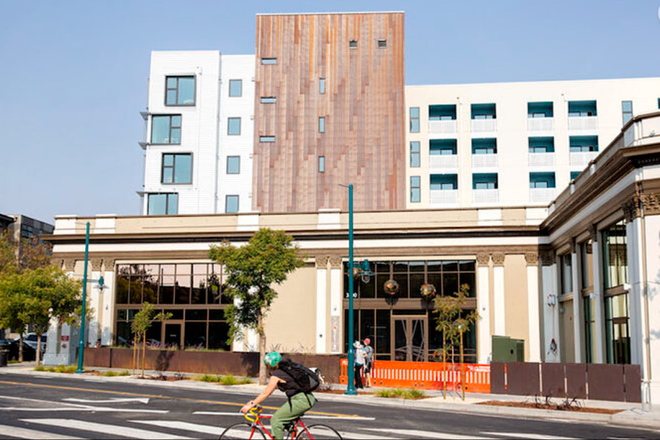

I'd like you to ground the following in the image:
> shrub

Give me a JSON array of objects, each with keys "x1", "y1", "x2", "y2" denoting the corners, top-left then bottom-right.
[
  {"x1": 376, "y1": 388, "x2": 425, "y2": 399},
  {"x1": 103, "y1": 371, "x2": 118, "y2": 377},
  {"x1": 34, "y1": 365, "x2": 45, "y2": 372}
]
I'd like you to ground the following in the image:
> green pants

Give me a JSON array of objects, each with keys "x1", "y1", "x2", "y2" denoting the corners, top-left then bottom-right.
[{"x1": 271, "y1": 392, "x2": 316, "y2": 440}]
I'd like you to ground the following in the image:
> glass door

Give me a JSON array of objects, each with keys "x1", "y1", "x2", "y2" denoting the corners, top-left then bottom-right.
[
  {"x1": 164, "y1": 322, "x2": 182, "y2": 349},
  {"x1": 391, "y1": 316, "x2": 427, "y2": 362}
]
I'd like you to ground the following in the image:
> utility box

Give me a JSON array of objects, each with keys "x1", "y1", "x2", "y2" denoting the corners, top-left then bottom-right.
[{"x1": 492, "y1": 335, "x2": 525, "y2": 362}]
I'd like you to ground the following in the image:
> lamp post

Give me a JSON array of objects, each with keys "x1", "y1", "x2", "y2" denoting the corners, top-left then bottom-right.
[
  {"x1": 75, "y1": 222, "x2": 90, "y2": 374},
  {"x1": 345, "y1": 184, "x2": 357, "y2": 395}
]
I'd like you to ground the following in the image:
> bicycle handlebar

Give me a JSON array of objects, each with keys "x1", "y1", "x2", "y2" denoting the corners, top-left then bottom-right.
[{"x1": 244, "y1": 405, "x2": 263, "y2": 422}]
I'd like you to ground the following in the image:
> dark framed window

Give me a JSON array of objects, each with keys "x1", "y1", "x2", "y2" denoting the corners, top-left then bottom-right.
[
  {"x1": 319, "y1": 117, "x2": 325, "y2": 133},
  {"x1": 161, "y1": 153, "x2": 192, "y2": 184},
  {"x1": 319, "y1": 78, "x2": 326, "y2": 94},
  {"x1": 528, "y1": 101, "x2": 553, "y2": 118},
  {"x1": 410, "y1": 107, "x2": 420, "y2": 133},
  {"x1": 228, "y1": 117, "x2": 241, "y2": 135},
  {"x1": 570, "y1": 136, "x2": 598, "y2": 152},
  {"x1": 410, "y1": 141, "x2": 420, "y2": 167},
  {"x1": 165, "y1": 76, "x2": 195, "y2": 106},
  {"x1": 530, "y1": 172, "x2": 556, "y2": 189},
  {"x1": 430, "y1": 174, "x2": 458, "y2": 190},
  {"x1": 378, "y1": 39, "x2": 387, "y2": 48},
  {"x1": 318, "y1": 156, "x2": 325, "y2": 173},
  {"x1": 225, "y1": 195, "x2": 239, "y2": 213},
  {"x1": 568, "y1": 100, "x2": 597, "y2": 117},
  {"x1": 528, "y1": 137, "x2": 555, "y2": 153},
  {"x1": 570, "y1": 171, "x2": 581, "y2": 180},
  {"x1": 349, "y1": 40, "x2": 358, "y2": 49},
  {"x1": 430, "y1": 139, "x2": 457, "y2": 155},
  {"x1": 228, "y1": 79, "x2": 242, "y2": 97},
  {"x1": 602, "y1": 220, "x2": 627, "y2": 289},
  {"x1": 147, "y1": 193, "x2": 178, "y2": 215},
  {"x1": 261, "y1": 58, "x2": 277, "y2": 65},
  {"x1": 226, "y1": 156, "x2": 240, "y2": 174},
  {"x1": 560, "y1": 253, "x2": 573, "y2": 294},
  {"x1": 151, "y1": 115, "x2": 181, "y2": 145},
  {"x1": 472, "y1": 138, "x2": 497, "y2": 155},
  {"x1": 410, "y1": 176, "x2": 421, "y2": 203},
  {"x1": 622, "y1": 100, "x2": 633, "y2": 126},
  {"x1": 605, "y1": 292, "x2": 630, "y2": 364},
  {"x1": 472, "y1": 173, "x2": 498, "y2": 190},
  {"x1": 471, "y1": 103, "x2": 496, "y2": 119}
]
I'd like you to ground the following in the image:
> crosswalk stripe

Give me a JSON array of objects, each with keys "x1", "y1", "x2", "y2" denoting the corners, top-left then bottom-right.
[
  {"x1": 0, "y1": 424, "x2": 83, "y2": 440},
  {"x1": 21, "y1": 419, "x2": 192, "y2": 440},
  {"x1": 483, "y1": 433, "x2": 577, "y2": 440},
  {"x1": 362, "y1": 428, "x2": 492, "y2": 439},
  {"x1": 193, "y1": 411, "x2": 376, "y2": 420},
  {"x1": 132, "y1": 420, "x2": 225, "y2": 436}
]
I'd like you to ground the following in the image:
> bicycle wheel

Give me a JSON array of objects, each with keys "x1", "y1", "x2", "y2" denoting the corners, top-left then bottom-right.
[
  {"x1": 296, "y1": 424, "x2": 342, "y2": 439},
  {"x1": 219, "y1": 422, "x2": 266, "y2": 439}
]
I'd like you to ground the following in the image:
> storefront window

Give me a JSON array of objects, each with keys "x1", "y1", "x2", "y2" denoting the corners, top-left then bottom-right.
[
  {"x1": 605, "y1": 293, "x2": 630, "y2": 364},
  {"x1": 584, "y1": 296, "x2": 595, "y2": 363},
  {"x1": 602, "y1": 220, "x2": 628, "y2": 289},
  {"x1": 560, "y1": 253, "x2": 572, "y2": 294}
]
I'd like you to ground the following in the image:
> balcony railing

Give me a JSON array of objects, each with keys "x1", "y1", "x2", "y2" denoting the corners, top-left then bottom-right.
[
  {"x1": 527, "y1": 117, "x2": 554, "y2": 132},
  {"x1": 429, "y1": 155, "x2": 458, "y2": 169},
  {"x1": 528, "y1": 153, "x2": 555, "y2": 168},
  {"x1": 569, "y1": 151, "x2": 598, "y2": 168},
  {"x1": 529, "y1": 188, "x2": 556, "y2": 204},
  {"x1": 568, "y1": 116, "x2": 598, "y2": 131},
  {"x1": 471, "y1": 119, "x2": 497, "y2": 133},
  {"x1": 429, "y1": 120, "x2": 457, "y2": 136},
  {"x1": 472, "y1": 189, "x2": 499, "y2": 205},
  {"x1": 472, "y1": 154, "x2": 498, "y2": 168},
  {"x1": 429, "y1": 189, "x2": 459, "y2": 205}
]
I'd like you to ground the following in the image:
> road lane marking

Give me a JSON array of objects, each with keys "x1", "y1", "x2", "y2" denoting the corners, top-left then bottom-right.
[
  {"x1": 483, "y1": 433, "x2": 577, "y2": 440},
  {"x1": 22, "y1": 419, "x2": 191, "y2": 440},
  {"x1": 63, "y1": 397, "x2": 150, "y2": 404},
  {"x1": 133, "y1": 420, "x2": 226, "y2": 436},
  {"x1": 0, "y1": 424, "x2": 83, "y2": 439},
  {"x1": 193, "y1": 411, "x2": 376, "y2": 420},
  {"x1": 0, "y1": 379, "x2": 362, "y2": 418},
  {"x1": 337, "y1": 432, "x2": 404, "y2": 440},
  {"x1": 363, "y1": 428, "x2": 492, "y2": 439},
  {"x1": 0, "y1": 395, "x2": 167, "y2": 413}
]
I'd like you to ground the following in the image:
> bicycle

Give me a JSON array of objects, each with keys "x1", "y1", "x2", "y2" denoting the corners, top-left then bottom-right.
[{"x1": 219, "y1": 405, "x2": 342, "y2": 439}]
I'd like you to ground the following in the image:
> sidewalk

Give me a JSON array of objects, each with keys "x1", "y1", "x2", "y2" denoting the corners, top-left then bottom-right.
[{"x1": 2, "y1": 363, "x2": 660, "y2": 431}]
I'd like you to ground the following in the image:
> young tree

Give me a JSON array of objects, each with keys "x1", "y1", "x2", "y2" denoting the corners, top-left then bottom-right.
[
  {"x1": 0, "y1": 272, "x2": 29, "y2": 361},
  {"x1": 131, "y1": 302, "x2": 171, "y2": 377},
  {"x1": 209, "y1": 228, "x2": 304, "y2": 385}
]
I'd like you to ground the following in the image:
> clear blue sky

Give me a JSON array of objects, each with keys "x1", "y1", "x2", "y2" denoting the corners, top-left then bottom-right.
[{"x1": 1, "y1": 0, "x2": 659, "y2": 223}]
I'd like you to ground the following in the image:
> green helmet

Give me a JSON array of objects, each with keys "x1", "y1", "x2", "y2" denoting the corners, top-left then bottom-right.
[{"x1": 264, "y1": 352, "x2": 282, "y2": 367}]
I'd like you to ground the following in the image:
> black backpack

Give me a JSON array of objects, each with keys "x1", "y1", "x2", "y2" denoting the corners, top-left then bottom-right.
[{"x1": 278, "y1": 359, "x2": 320, "y2": 394}]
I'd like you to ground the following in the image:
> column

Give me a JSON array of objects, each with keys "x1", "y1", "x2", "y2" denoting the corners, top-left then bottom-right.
[
  {"x1": 476, "y1": 253, "x2": 491, "y2": 364},
  {"x1": 626, "y1": 215, "x2": 643, "y2": 367},
  {"x1": 541, "y1": 250, "x2": 560, "y2": 362},
  {"x1": 100, "y1": 260, "x2": 115, "y2": 346},
  {"x1": 589, "y1": 225, "x2": 606, "y2": 363},
  {"x1": 492, "y1": 253, "x2": 506, "y2": 336},
  {"x1": 571, "y1": 240, "x2": 584, "y2": 363},
  {"x1": 329, "y1": 256, "x2": 343, "y2": 354},
  {"x1": 88, "y1": 259, "x2": 103, "y2": 347},
  {"x1": 525, "y1": 252, "x2": 541, "y2": 362},
  {"x1": 315, "y1": 256, "x2": 328, "y2": 354}
]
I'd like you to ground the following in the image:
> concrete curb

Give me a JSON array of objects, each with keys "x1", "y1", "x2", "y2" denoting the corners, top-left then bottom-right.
[{"x1": 2, "y1": 367, "x2": 659, "y2": 431}]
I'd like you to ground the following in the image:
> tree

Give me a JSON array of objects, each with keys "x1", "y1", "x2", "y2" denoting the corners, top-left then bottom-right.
[
  {"x1": 131, "y1": 302, "x2": 171, "y2": 377},
  {"x1": 0, "y1": 272, "x2": 29, "y2": 361},
  {"x1": 0, "y1": 230, "x2": 51, "y2": 275},
  {"x1": 209, "y1": 228, "x2": 304, "y2": 384}
]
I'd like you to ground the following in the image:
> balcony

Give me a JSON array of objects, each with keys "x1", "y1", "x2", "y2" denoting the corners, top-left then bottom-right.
[
  {"x1": 472, "y1": 154, "x2": 498, "y2": 168},
  {"x1": 471, "y1": 118, "x2": 497, "y2": 134},
  {"x1": 568, "y1": 116, "x2": 598, "y2": 132},
  {"x1": 473, "y1": 189, "x2": 499, "y2": 205},
  {"x1": 429, "y1": 189, "x2": 459, "y2": 205},
  {"x1": 528, "y1": 117, "x2": 554, "y2": 132},
  {"x1": 429, "y1": 154, "x2": 458, "y2": 169},
  {"x1": 529, "y1": 188, "x2": 556, "y2": 204},
  {"x1": 429, "y1": 119, "x2": 457, "y2": 136},
  {"x1": 570, "y1": 151, "x2": 598, "y2": 168},
  {"x1": 528, "y1": 153, "x2": 555, "y2": 167}
]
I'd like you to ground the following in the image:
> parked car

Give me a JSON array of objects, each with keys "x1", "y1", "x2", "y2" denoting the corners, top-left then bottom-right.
[
  {"x1": 0, "y1": 339, "x2": 36, "y2": 361},
  {"x1": 22, "y1": 333, "x2": 47, "y2": 353}
]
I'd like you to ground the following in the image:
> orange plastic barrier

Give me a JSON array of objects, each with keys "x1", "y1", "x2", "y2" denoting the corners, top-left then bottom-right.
[{"x1": 339, "y1": 359, "x2": 490, "y2": 393}]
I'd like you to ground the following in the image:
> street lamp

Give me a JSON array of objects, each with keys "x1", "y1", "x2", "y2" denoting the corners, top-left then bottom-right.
[{"x1": 75, "y1": 222, "x2": 90, "y2": 374}]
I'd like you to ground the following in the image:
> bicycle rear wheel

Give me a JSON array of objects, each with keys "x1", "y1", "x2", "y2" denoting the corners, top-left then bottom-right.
[
  {"x1": 296, "y1": 424, "x2": 342, "y2": 439},
  {"x1": 219, "y1": 422, "x2": 266, "y2": 439}
]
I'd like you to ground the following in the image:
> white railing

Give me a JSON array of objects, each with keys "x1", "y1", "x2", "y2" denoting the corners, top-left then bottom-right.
[
  {"x1": 569, "y1": 151, "x2": 598, "y2": 168},
  {"x1": 528, "y1": 153, "x2": 555, "y2": 167},
  {"x1": 568, "y1": 116, "x2": 598, "y2": 131},
  {"x1": 429, "y1": 155, "x2": 458, "y2": 169},
  {"x1": 472, "y1": 189, "x2": 499, "y2": 205},
  {"x1": 527, "y1": 117, "x2": 554, "y2": 132},
  {"x1": 471, "y1": 119, "x2": 497, "y2": 133},
  {"x1": 529, "y1": 188, "x2": 556, "y2": 204},
  {"x1": 429, "y1": 189, "x2": 459, "y2": 205},
  {"x1": 429, "y1": 120, "x2": 457, "y2": 136},
  {"x1": 472, "y1": 154, "x2": 498, "y2": 168}
]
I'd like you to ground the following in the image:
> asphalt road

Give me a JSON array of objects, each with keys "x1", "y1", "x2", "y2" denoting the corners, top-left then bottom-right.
[{"x1": 0, "y1": 372, "x2": 656, "y2": 439}]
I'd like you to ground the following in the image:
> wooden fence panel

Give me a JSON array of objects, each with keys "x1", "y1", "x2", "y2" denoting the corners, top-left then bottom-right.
[
  {"x1": 541, "y1": 363, "x2": 565, "y2": 397},
  {"x1": 565, "y1": 363, "x2": 587, "y2": 399},
  {"x1": 588, "y1": 364, "x2": 624, "y2": 402}
]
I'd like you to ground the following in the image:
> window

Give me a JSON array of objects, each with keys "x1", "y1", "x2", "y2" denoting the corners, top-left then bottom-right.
[
  {"x1": 261, "y1": 58, "x2": 277, "y2": 65},
  {"x1": 605, "y1": 293, "x2": 630, "y2": 364},
  {"x1": 409, "y1": 107, "x2": 420, "y2": 133},
  {"x1": 228, "y1": 79, "x2": 242, "y2": 97},
  {"x1": 529, "y1": 172, "x2": 556, "y2": 189},
  {"x1": 226, "y1": 156, "x2": 240, "y2": 174},
  {"x1": 378, "y1": 39, "x2": 387, "y2": 48},
  {"x1": 225, "y1": 195, "x2": 239, "y2": 213},
  {"x1": 151, "y1": 115, "x2": 181, "y2": 144},
  {"x1": 570, "y1": 171, "x2": 581, "y2": 180},
  {"x1": 472, "y1": 173, "x2": 498, "y2": 190},
  {"x1": 319, "y1": 78, "x2": 326, "y2": 94},
  {"x1": 472, "y1": 138, "x2": 497, "y2": 155},
  {"x1": 147, "y1": 193, "x2": 178, "y2": 215},
  {"x1": 658, "y1": 98, "x2": 660, "y2": 109},
  {"x1": 318, "y1": 117, "x2": 325, "y2": 133},
  {"x1": 622, "y1": 100, "x2": 633, "y2": 126},
  {"x1": 561, "y1": 253, "x2": 573, "y2": 294},
  {"x1": 410, "y1": 142, "x2": 420, "y2": 167},
  {"x1": 260, "y1": 136, "x2": 275, "y2": 143},
  {"x1": 528, "y1": 137, "x2": 555, "y2": 153},
  {"x1": 568, "y1": 100, "x2": 597, "y2": 117},
  {"x1": 410, "y1": 176, "x2": 421, "y2": 203},
  {"x1": 349, "y1": 40, "x2": 358, "y2": 49},
  {"x1": 430, "y1": 139, "x2": 457, "y2": 155},
  {"x1": 570, "y1": 135, "x2": 598, "y2": 152},
  {"x1": 260, "y1": 96, "x2": 276, "y2": 104},
  {"x1": 430, "y1": 174, "x2": 458, "y2": 190},
  {"x1": 228, "y1": 117, "x2": 241, "y2": 135},
  {"x1": 165, "y1": 76, "x2": 195, "y2": 106},
  {"x1": 162, "y1": 153, "x2": 192, "y2": 184},
  {"x1": 528, "y1": 102, "x2": 553, "y2": 118},
  {"x1": 429, "y1": 104, "x2": 456, "y2": 121},
  {"x1": 318, "y1": 156, "x2": 325, "y2": 173},
  {"x1": 602, "y1": 220, "x2": 628, "y2": 289},
  {"x1": 471, "y1": 103, "x2": 496, "y2": 119}
]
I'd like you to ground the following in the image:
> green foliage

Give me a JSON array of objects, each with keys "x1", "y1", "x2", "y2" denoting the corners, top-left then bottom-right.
[
  {"x1": 196, "y1": 374, "x2": 253, "y2": 385},
  {"x1": 0, "y1": 230, "x2": 52, "y2": 275},
  {"x1": 433, "y1": 284, "x2": 480, "y2": 356},
  {"x1": 34, "y1": 365, "x2": 77, "y2": 373},
  {"x1": 34, "y1": 365, "x2": 45, "y2": 371},
  {"x1": 131, "y1": 302, "x2": 155, "y2": 336},
  {"x1": 375, "y1": 388, "x2": 426, "y2": 399}
]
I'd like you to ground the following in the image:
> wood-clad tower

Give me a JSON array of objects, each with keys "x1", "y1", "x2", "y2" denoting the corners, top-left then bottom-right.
[{"x1": 252, "y1": 12, "x2": 406, "y2": 213}]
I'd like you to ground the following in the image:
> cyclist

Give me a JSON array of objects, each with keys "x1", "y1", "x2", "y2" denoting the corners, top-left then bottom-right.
[{"x1": 240, "y1": 352, "x2": 317, "y2": 440}]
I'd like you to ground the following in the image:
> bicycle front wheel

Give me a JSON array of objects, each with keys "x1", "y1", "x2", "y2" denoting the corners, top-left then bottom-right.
[
  {"x1": 296, "y1": 424, "x2": 342, "y2": 439},
  {"x1": 219, "y1": 422, "x2": 266, "y2": 440}
]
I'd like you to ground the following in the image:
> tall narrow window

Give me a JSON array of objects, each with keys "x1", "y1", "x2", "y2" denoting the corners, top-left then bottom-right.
[
  {"x1": 410, "y1": 141, "x2": 420, "y2": 167},
  {"x1": 318, "y1": 156, "x2": 325, "y2": 173},
  {"x1": 228, "y1": 79, "x2": 242, "y2": 97},
  {"x1": 378, "y1": 39, "x2": 387, "y2": 48},
  {"x1": 410, "y1": 107, "x2": 420, "y2": 133},
  {"x1": 162, "y1": 153, "x2": 192, "y2": 184},
  {"x1": 622, "y1": 100, "x2": 633, "y2": 125},
  {"x1": 225, "y1": 195, "x2": 239, "y2": 213},
  {"x1": 318, "y1": 117, "x2": 325, "y2": 133},
  {"x1": 228, "y1": 117, "x2": 241, "y2": 135},
  {"x1": 319, "y1": 78, "x2": 326, "y2": 94},
  {"x1": 410, "y1": 176, "x2": 421, "y2": 203},
  {"x1": 165, "y1": 76, "x2": 195, "y2": 106},
  {"x1": 349, "y1": 40, "x2": 358, "y2": 49},
  {"x1": 151, "y1": 115, "x2": 181, "y2": 144},
  {"x1": 147, "y1": 193, "x2": 178, "y2": 215},
  {"x1": 226, "y1": 156, "x2": 240, "y2": 174}
]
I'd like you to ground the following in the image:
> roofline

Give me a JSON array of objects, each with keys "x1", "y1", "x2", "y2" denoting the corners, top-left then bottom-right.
[
  {"x1": 406, "y1": 76, "x2": 660, "y2": 89},
  {"x1": 256, "y1": 11, "x2": 404, "y2": 16}
]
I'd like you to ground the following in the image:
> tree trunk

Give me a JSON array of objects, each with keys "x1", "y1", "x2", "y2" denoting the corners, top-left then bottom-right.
[
  {"x1": 18, "y1": 334, "x2": 23, "y2": 363},
  {"x1": 36, "y1": 333, "x2": 42, "y2": 366},
  {"x1": 258, "y1": 311, "x2": 267, "y2": 385},
  {"x1": 442, "y1": 337, "x2": 446, "y2": 399},
  {"x1": 132, "y1": 338, "x2": 136, "y2": 376},
  {"x1": 451, "y1": 344, "x2": 455, "y2": 396},
  {"x1": 142, "y1": 332, "x2": 146, "y2": 378}
]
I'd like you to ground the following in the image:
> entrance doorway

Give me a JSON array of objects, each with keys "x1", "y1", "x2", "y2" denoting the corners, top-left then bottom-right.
[
  {"x1": 392, "y1": 316, "x2": 427, "y2": 362},
  {"x1": 164, "y1": 322, "x2": 182, "y2": 348}
]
